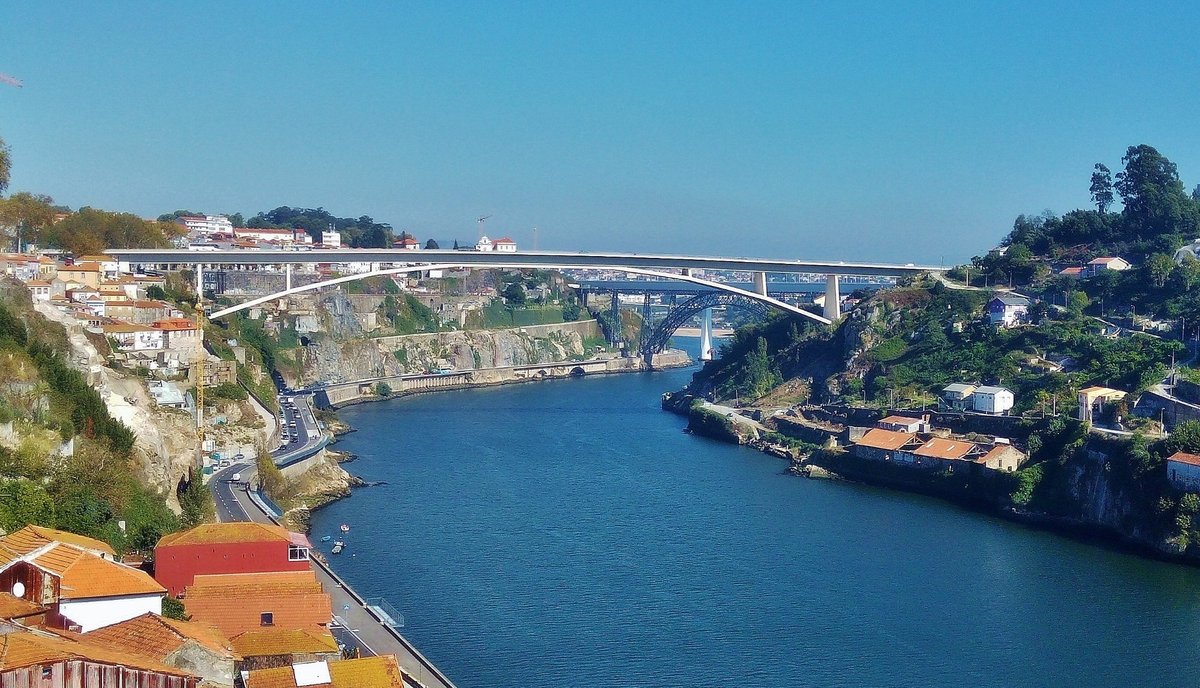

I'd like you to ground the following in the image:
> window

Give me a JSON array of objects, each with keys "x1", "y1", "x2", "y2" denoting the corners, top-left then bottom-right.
[
  {"x1": 261, "y1": 612, "x2": 274, "y2": 626},
  {"x1": 288, "y1": 545, "x2": 310, "y2": 561}
]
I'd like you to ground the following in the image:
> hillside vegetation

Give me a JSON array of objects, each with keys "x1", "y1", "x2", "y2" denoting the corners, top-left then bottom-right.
[{"x1": 0, "y1": 282, "x2": 178, "y2": 552}]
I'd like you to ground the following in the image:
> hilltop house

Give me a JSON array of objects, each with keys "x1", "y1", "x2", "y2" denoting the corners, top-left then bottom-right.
[
  {"x1": 493, "y1": 237, "x2": 517, "y2": 252},
  {"x1": 1077, "y1": 386, "x2": 1127, "y2": 424},
  {"x1": 972, "y1": 386, "x2": 1015, "y2": 415},
  {"x1": 876, "y1": 415, "x2": 926, "y2": 433},
  {"x1": 1086, "y1": 256, "x2": 1131, "y2": 276},
  {"x1": 987, "y1": 294, "x2": 1030, "y2": 328},
  {"x1": 941, "y1": 383, "x2": 977, "y2": 411}
]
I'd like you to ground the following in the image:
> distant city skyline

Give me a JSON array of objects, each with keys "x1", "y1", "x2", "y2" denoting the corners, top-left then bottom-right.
[{"x1": 3, "y1": 2, "x2": 1200, "y2": 263}]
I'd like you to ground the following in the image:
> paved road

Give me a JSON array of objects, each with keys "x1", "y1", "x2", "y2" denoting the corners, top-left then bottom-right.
[
  {"x1": 208, "y1": 465, "x2": 456, "y2": 688},
  {"x1": 274, "y1": 392, "x2": 327, "y2": 463}
]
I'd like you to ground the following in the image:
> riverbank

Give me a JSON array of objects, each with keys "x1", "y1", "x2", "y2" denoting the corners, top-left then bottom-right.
[
  {"x1": 309, "y1": 362, "x2": 1200, "y2": 688},
  {"x1": 664, "y1": 394, "x2": 1200, "y2": 567},
  {"x1": 316, "y1": 349, "x2": 692, "y2": 409}
]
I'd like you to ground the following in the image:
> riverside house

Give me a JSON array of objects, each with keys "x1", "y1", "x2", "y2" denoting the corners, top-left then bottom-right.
[
  {"x1": 155, "y1": 522, "x2": 313, "y2": 597},
  {"x1": 1167, "y1": 452, "x2": 1200, "y2": 491},
  {"x1": 853, "y1": 429, "x2": 922, "y2": 462}
]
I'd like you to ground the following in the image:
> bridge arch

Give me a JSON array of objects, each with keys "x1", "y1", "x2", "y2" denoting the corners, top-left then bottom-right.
[
  {"x1": 206, "y1": 262, "x2": 831, "y2": 324},
  {"x1": 640, "y1": 292, "x2": 770, "y2": 356}
]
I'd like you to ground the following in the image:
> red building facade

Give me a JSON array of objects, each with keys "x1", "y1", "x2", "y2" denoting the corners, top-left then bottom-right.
[{"x1": 154, "y1": 523, "x2": 312, "y2": 597}]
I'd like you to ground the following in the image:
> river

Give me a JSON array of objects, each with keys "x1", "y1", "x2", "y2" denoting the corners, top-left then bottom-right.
[{"x1": 313, "y1": 340, "x2": 1200, "y2": 687}]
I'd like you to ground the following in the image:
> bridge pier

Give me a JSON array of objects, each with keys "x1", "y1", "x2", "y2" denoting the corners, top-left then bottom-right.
[
  {"x1": 753, "y1": 271, "x2": 768, "y2": 297},
  {"x1": 285, "y1": 263, "x2": 292, "y2": 292},
  {"x1": 699, "y1": 307, "x2": 714, "y2": 361},
  {"x1": 196, "y1": 263, "x2": 204, "y2": 300},
  {"x1": 609, "y1": 293, "x2": 620, "y2": 347},
  {"x1": 824, "y1": 274, "x2": 841, "y2": 321}
]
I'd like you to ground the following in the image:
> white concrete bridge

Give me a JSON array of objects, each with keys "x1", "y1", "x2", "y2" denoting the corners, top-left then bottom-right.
[{"x1": 107, "y1": 248, "x2": 943, "y2": 325}]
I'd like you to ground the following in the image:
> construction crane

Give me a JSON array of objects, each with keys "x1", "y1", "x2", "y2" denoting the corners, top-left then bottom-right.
[
  {"x1": 477, "y1": 215, "x2": 491, "y2": 240},
  {"x1": 0, "y1": 73, "x2": 23, "y2": 88}
]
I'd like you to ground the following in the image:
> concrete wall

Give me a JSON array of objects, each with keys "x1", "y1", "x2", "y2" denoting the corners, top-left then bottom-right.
[{"x1": 217, "y1": 270, "x2": 323, "y2": 295}]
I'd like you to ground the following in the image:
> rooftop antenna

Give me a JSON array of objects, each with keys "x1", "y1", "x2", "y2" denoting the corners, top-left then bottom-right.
[
  {"x1": 477, "y1": 215, "x2": 491, "y2": 240},
  {"x1": 0, "y1": 73, "x2": 22, "y2": 88}
]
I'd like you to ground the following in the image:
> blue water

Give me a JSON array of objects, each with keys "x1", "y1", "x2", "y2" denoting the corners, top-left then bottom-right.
[{"x1": 314, "y1": 339, "x2": 1200, "y2": 687}]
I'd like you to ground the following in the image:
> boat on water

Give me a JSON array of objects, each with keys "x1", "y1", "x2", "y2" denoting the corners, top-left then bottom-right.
[
  {"x1": 331, "y1": 540, "x2": 345, "y2": 554},
  {"x1": 321, "y1": 535, "x2": 331, "y2": 542},
  {"x1": 340, "y1": 523, "x2": 350, "y2": 533}
]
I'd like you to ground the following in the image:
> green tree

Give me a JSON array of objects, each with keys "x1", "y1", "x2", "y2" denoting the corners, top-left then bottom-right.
[
  {"x1": 1067, "y1": 290, "x2": 1090, "y2": 315},
  {"x1": 502, "y1": 282, "x2": 526, "y2": 306},
  {"x1": 0, "y1": 192, "x2": 55, "y2": 250},
  {"x1": 376, "y1": 382, "x2": 392, "y2": 397},
  {"x1": 162, "y1": 597, "x2": 188, "y2": 621},
  {"x1": 177, "y1": 468, "x2": 212, "y2": 528},
  {"x1": 0, "y1": 135, "x2": 9, "y2": 194},
  {"x1": 1148, "y1": 253, "x2": 1175, "y2": 288},
  {"x1": 1114, "y1": 144, "x2": 1197, "y2": 236},
  {"x1": 425, "y1": 239, "x2": 440, "y2": 249},
  {"x1": 0, "y1": 480, "x2": 55, "y2": 532},
  {"x1": 1090, "y1": 163, "x2": 1114, "y2": 213}
]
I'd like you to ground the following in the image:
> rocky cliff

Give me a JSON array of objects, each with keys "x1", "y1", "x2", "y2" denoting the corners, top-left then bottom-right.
[{"x1": 289, "y1": 293, "x2": 600, "y2": 385}]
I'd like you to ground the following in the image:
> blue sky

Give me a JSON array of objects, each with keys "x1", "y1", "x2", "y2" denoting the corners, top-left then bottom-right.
[{"x1": 2, "y1": 2, "x2": 1199, "y2": 262}]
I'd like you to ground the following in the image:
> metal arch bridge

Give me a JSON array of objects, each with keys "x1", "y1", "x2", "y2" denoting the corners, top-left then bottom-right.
[
  {"x1": 200, "y1": 263, "x2": 826, "y2": 323},
  {"x1": 639, "y1": 292, "x2": 769, "y2": 357},
  {"x1": 107, "y1": 248, "x2": 944, "y2": 325}
]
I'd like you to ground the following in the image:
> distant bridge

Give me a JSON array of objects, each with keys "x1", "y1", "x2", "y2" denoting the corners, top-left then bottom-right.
[{"x1": 107, "y1": 248, "x2": 942, "y2": 359}]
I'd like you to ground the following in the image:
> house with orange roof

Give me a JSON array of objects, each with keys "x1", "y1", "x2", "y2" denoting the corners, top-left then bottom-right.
[
  {"x1": 102, "y1": 321, "x2": 165, "y2": 352},
  {"x1": 152, "y1": 317, "x2": 202, "y2": 361},
  {"x1": 0, "y1": 626, "x2": 198, "y2": 687},
  {"x1": 898, "y1": 437, "x2": 982, "y2": 471},
  {"x1": 84, "y1": 612, "x2": 238, "y2": 687},
  {"x1": 25, "y1": 279, "x2": 52, "y2": 302},
  {"x1": 0, "y1": 591, "x2": 48, "y2": 626},
  {"x1": 0, "y1": 530, "x2": 165, "y2": 632},
  {"x1": 875, "y1": 415, "x2": 926, "y2": 433},
  {"x1": 1167, "y1": 452, "x2": 1200, "y2": 491},
  {"x1": 976, "y1": 444, "x2": 1024, "y2": 472},
  {"x1": 0, "y1": 525, "x2": 116, "y2": 560},
  {"x1": 852, "y1": 428, "x2": 922, "y2": 462},
  {"x1": 155, "y1": 523, "x2": 313, "y2": 597},
  {"x1": 243, "y1": 655, "x2": 405, "y2": 688},
  {"x1": 182, "y1": 571, "x2": 331, "y2": 638},
  {"x1": 231, "y1": 627, "x2": 339, "y2": 672},
  {"x1": 1085, "y1": 256, "x2": 1131, "y2": 276},
  {"x1": 57, "y1": 262, "x2": 103, "y2": 289}
]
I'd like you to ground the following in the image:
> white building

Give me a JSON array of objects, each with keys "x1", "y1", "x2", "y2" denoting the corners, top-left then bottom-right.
[
  {"x1": 987, "y1": 294, "x2": 1030, "y2": 328},
  {"x1": 972, "y1": 386, "x2": 1014, "y2": 415},
  {"x1": 102, "y1": 322, "x2": 165, "y2": 352},
  {"x1": 1086, "y1": 256, "x2": 1131, "y2": 276},
  {"x1": 1167, "y1": 452, "x2": 1200, "y2": 491},
  {"x1": 941, "y1": 383, "x2": 977, "y2": 410},
  {"x1": 235, "y1": 227, "x2": 297, "y2": 244},
  {"x1": 493, "y1": 237, "x2": 517, "y2": 252},
  {"x1": 475, "y1": 235, "x2": 494, "y2": 251},
  {"x1": 320, "y1": 230, "x2": 342, "y2": 247},
  {"x1": 176, "y1": 215, "x2": 234, "y2": 235}
]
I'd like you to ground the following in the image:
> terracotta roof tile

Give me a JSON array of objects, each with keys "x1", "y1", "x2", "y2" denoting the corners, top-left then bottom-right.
[
  {"x1": 856, "y1": 428, "x2": 918, "y2": 451},
  {"x1": 85, "y1": 612, "x2": 236, "y2": 660},
  {"x1": 0, "y1": 592, "x2": 45, "y2": 619},
  {"x1": 22, "y1": 543, "x2": 165, "y2": 600},
  {"x1": 244, "y1": 655, "x2": 404, "y2": 688},
  {"x1": 912, "y1": 438, "x2": 978, "y2": 460},
  {"x1": 1168, "y1": 452, "x2": 1200, "y2": 468},
  {"x1": 157, "y1": 522, "x2": 292, "y2": 547},
  {"x1": 877, "y1": 415, "x2": 922, "y2": 426},
  {"x1": 184, "y1": 571, "x2": 330, "y2": 637},
  {"x1": 0, "y1": 525, "x2": 116, "y2": 558},
  {"x1": 230, "y1": 628, "x2": 338, "y2": 658},
  {"x1": 0, "y1": 628, "x2": 193, "y2": 677}
]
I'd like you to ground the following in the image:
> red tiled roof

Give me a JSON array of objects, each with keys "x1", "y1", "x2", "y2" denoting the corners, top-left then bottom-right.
[
  {"x1": 84, "y1": 612, "x2": 236, "y2": 660},
  {"x1": 183, "y1": 571, "x2": 331, "y2": 637},
  {"x1": 0, "y1": 628, "x2": 193, "y2": 677},
  {"x1": 878, "y1": 415, "x2": 922, "y2": 426},
  {"x1": 157, "y1": 522, "x2": 293, "y2": 547},
  {"x1": 913, "y1": 438, "x2": 977, "y2": 460},
  {"x1": 856, "y1": 428, "x2": 917, "y2": 451},
  {"x1": 1168, "y1": 452, "x2": 1200, "y2": 468},
  {"x1": 244, "y1": 655, "x2": 404, "y2": 688}
]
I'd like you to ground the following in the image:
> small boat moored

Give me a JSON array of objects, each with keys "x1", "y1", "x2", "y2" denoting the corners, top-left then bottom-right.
[{"x1": 331, "y1": 540, "x2": 345, "y2": 555}]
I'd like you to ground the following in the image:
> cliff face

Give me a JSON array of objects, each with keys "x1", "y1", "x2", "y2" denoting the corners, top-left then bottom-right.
[{"x1": 290, "y1": 294, "x2": 600, "y2": 386}]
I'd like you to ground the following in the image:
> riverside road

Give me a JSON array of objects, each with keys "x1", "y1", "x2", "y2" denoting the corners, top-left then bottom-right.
[{"x1": 207, "y1": 396, "x2": 457, "y2": 688}]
